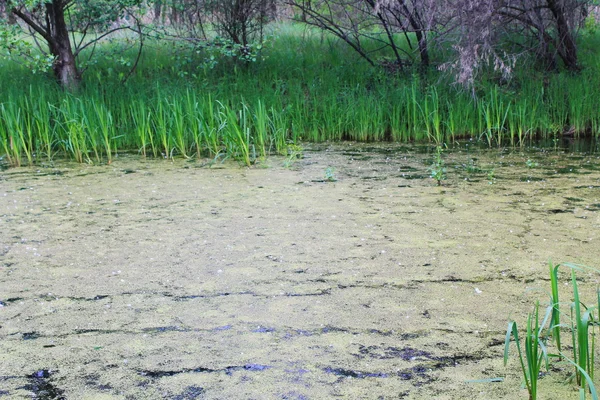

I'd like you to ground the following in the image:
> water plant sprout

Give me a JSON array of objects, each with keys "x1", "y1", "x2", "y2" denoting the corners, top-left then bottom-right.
[
  {"x1": 505, "y1": 261, "x2": 600, "y2": 400},
  {"x1": 324, "y1": 166, "x2": 337, "y2": 182},
  {"x1": 429, "y1": 145, "x2": 446, "y2": 186}
]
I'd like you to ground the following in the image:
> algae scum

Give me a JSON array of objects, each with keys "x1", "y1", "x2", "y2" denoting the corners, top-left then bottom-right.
[{"x1": 1, "y1": 142, "x2": 600, "y2": 399}]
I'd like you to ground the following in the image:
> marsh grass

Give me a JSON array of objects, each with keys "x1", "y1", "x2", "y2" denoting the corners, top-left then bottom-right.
[
  {"x1": 569, "y1": 268, "x2": 597, "y2": 391},
  {"x1": 2, "y1": 25, "x2": 600, "y2": 166},
  {"x1": 506, "y1": 262, "x2": 600, "y2": 399},
  {"x1": 504, "y1": 302, "x2": 551, "y2": 400},
  {"x1": 429, "y1": 145, "x2": 446, "y2": 186}
]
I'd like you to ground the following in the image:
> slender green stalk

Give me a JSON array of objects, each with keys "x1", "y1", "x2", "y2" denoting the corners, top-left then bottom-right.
[
  {"x1": 549, "y1": 261, "x2": 562, "y2": 353},
  {"x1": 130, "y1": 101, "x2": 155, "y2": 157},
  {"x1": 253, "y1": 99, "x2": 268, "y2": 158},
  {"x1": 92, "y1": 102, "x2": 113, "y2": 163},
  {"x1": 504, "y1": 302, "x2": 552, "y2": 400},
  {"x1": 154, "y1": 99, "x2": 172, "y2": 159},
  {"x1": 220, "y1": 102, "x2": 251, "y2": 166},
  {"x1": 34, "y1": 99, "x2": 54, "y2": 162},
  {"x1": 571, "y1": 269, "x2": 596, "y2": 389},
  {"x1": 2, "y1": 27, "x2": 600, "y2": 166},
  {"x1": 184, "y1": 91, "x2": 203, "y2": 158},
  {"x1": 0, "y1": 103, "x2": 23, "y2": 167},
  {"x1": 200, "y1": 96, "x2": 222, "y2": 157}
]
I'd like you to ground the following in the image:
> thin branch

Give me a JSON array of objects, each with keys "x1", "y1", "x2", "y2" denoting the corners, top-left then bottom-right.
[
  {"x1": 74, "y1": 25, "x2": 132, "y2": 56},
  {"x1": 11, "y1": 7, "x2": 52, "y2": 44},
  {"x1": 121, "y1": 14, "x2": 144, "y2": 84}
]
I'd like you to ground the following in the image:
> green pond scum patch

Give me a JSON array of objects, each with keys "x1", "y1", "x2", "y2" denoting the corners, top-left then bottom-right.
[{"x1": 1, "y1": 144, "x2": 600, "y2": 398}]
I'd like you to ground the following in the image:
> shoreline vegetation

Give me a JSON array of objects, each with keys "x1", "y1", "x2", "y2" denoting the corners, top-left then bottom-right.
[{"x1": 2, "y1": 24, "x2": 600, "y2": 167}]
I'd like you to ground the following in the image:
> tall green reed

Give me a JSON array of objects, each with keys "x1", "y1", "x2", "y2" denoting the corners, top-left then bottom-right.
[
  {"x1": 130, "y1": 100, "x2": 155, "y2": 157},
  {"x1": 1, "y1": 103, "x2": 24, "y2": 167},
  {"x1": 220, "y1": 101, "x2": 251, "y2": 166},
  {"x1": 504, "y1": 302, "x2": 551, "y2": 400},
  {"x1": 91, "y1": 102, "x2": 114, "y2": 163},
  {"x1": 507, "y1": 262, "x2": 600, "y2": 399},
  {"x1": 2, "y1": 26, "x2": 600, "y2": 167},
  {"x1": 570, "y1": 268, "x2": 597, "y2": 390}
]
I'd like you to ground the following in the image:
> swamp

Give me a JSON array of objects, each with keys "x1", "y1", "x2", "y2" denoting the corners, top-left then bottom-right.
[
  {"x1": 2, "y1": 141, "x2": 600, "y2": 399},
  {"x1": 3, "y1": 1, "x2": 600, "y2": 398}
]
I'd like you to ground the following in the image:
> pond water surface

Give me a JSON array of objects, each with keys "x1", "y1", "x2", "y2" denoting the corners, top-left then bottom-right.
[{"x1": 1, "y1": 142, "x2": 600, "y2": 399}]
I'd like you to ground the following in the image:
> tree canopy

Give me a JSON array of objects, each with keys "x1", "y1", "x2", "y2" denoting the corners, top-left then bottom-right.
[{"x1": 0, "y1": 0, "x2": 595, "y2": 89}]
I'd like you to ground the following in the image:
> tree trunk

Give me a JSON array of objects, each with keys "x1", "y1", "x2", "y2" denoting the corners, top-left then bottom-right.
[
  {"x1": 46, "y1": 0, "x2": 79, "y2": 89},
  {"x1": 401, "y1": 4, "x2": 429, "y2": 68},
  {"x1": 154, "y1": 1, "x2": 162, "y2": 22},
  {"x1": 52, "y1": 44, "x2": 79, "y2": 89},
  {"x1": 415, "y1": 30, "x2": 429, "y2": 67},
  {"x1": 11, "y1": 0, "x2": 80, "y2": 89},
  {"x1": 546, "y1": 0, "x2": 579, "y2": 71},
  {"x1": 1, "y1": 0, "x2": 15, "y2": 23}
]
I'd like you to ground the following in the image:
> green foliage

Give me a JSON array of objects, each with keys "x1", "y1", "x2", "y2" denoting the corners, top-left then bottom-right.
[
  {"x1": 429, "y1": 145, "x2": 446, "y2": 186},
  {"x1": 283, "y1": 144, "x2": 303, "y2": 167},
  {"x1": 463, "y1": 159, "x2": 482, "y2": 174},
  {"x1": 324, "y1": 167, "x2": 337, "y2": 182},
  {"x1": 486, "y1": 167, "x2": 495, "y2": 184},
  {"x1": 0, "y1": 22, "x2": 54, "y2": 73},
  {"x1": 526, "y1": 159, "x2": 539, "y2": 168},
  {"x1": 569, "y1": 268, "x2": 597, "y2": 391},
  {"x1": 209, "y1": 37, "x2": 264, "y2": 63},
  {"x1": 505, "y1": 262, "x2": 600, "y2": 399},
  {"x1": 69, "y1": 0, "x2": 142, "y2": 31},
  {"x1": 168, "y1": 37, "x2": 266, "y2": 78},
  {"x1": 504, "y1": 302, "x2": 551, "y2": 400},
  {"x1": 1, "y1": 0, "x2": 144, "y2": 88},
  {"x1": 582, "y1": 14, "x2": 599, "y2": 38},
  {"x1": 549, "y1": 261, "x2": 562, "y2": 353},
  {"x1": 3, "y1": 26, "x2": 600, "y2": 166}
]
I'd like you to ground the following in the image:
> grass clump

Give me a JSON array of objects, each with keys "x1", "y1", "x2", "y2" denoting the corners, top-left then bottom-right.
[
  {"x1": 324, "y1": 167, "x2": 337, "y2": 182},
  {"x1": 504, "y1": 302, "x2": 551, "y2": 400},
  {"x1": 429, "y1": 145, "x2": 446, "y2": 186},
  {"x1": 504, "y1": 261, "x2": 600, "y2": 399},
  {"x1": 3, "y1": 25, "x2": 600, "y2": 167}
]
